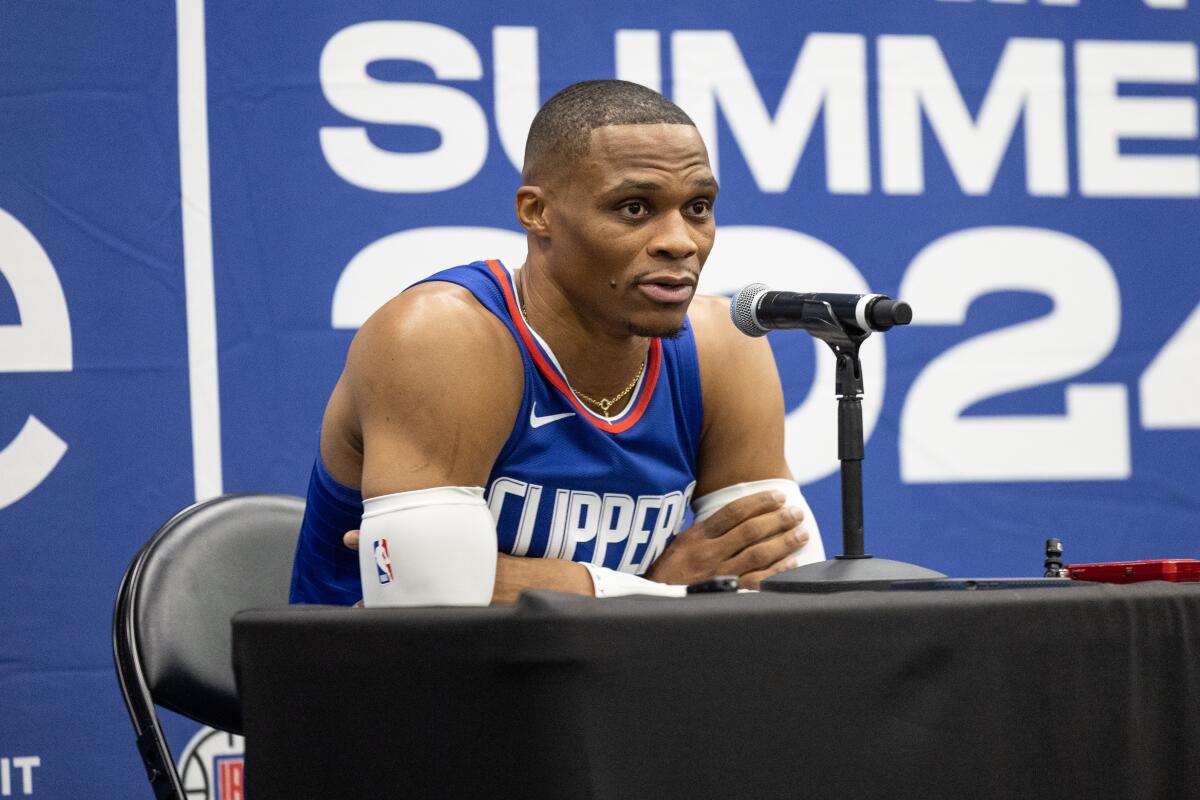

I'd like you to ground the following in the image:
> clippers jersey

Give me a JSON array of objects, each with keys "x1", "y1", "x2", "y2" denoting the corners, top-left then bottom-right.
[{"x1": 290, "y1": 259, "x2": 702, "y2": 605}]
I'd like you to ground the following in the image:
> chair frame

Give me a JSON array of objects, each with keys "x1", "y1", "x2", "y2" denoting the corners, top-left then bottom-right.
[{"x1": 113, "y1": 493, "x2": 300, "y2": 800}]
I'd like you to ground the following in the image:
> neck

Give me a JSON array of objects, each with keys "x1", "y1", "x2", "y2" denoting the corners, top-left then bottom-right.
[{"x1": 515, "y1": 261, "x2": 650, "y2": 406}]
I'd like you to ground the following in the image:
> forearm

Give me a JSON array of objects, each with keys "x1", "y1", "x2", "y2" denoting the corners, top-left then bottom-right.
[{"x1": 491, "y1": 553, "x2": 594, "y2": 604}]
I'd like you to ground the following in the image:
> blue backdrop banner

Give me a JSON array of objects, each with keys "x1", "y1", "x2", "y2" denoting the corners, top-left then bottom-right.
[{"x1": 1, "y1": 1, "x2": 1197, "y2": 796}]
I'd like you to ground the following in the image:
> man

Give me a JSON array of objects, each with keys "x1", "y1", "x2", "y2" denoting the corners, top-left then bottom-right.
[{"x1": 290, "y1": 80, "x2": 823, "y2": 606}]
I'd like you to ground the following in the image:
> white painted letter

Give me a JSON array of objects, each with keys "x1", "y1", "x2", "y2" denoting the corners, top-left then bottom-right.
[
  {"x1": 319, "y1": 21, "x2": 487, "y2": 192},
  {"x1": 494, "y1": 26, "x2": 540, "y2": 174},
  {"x1": 672, "y1": 31, "x2": 869, "y2": 193},
  {"x1": 331, "y1": 226, "x2": 527, "y2": 329},
  {"x1": 11, "y1": 757, "x2": 38, "y2": 795},
  {"x1": 1077, "y1": 40, "x2": 1199, "y2": 198},
  {"x1": 0, "y1": 209, "x2": 71, "y2": 512},
  {"x1": 880, "y1": 36, "x2": 1067, "y2": 196},
  {"x1": 616, "y1": 30, "x2": 662, "y2": 93},
  {"x1": 1140, "y1": 301, "x2": 1200, "y2": 428},
  {"x1": 900, "y1": 227, "x2": 1129, "y2": 482}
]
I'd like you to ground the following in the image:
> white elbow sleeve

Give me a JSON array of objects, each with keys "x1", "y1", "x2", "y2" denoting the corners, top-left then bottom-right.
[
  {"x1": 691, "y1": 479, "x2": 826, "y2": 566},
  {"x1": 359, "y1": 487, "x2": 496, "y2": 607}
]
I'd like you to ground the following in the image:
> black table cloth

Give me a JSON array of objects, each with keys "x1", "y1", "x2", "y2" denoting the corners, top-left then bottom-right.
[{"x1": 233, "y1": 582, "x2": 1200, "y2": 799}]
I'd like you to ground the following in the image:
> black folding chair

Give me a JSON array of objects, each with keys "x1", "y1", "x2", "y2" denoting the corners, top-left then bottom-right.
[{"x1": 112, "y1": 493, "x2": 304, "y2": 799}]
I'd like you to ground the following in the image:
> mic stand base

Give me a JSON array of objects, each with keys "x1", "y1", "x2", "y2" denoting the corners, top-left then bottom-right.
[
  {"x1": 761, "y1": 556, "x2": 947, "y2": 593},
  {"x1": 762, "y1": 316, "x2": 945, "y2": 593}
]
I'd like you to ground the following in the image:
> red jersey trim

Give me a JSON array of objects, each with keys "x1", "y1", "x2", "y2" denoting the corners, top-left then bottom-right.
[{"x1": 487, "y1": 259, "x2": 661, "y2": 435}]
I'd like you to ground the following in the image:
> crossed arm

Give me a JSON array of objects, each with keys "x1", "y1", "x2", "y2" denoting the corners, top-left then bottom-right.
[{"x1": 327, "y1": 286, "x2": 813, "y2": 603}]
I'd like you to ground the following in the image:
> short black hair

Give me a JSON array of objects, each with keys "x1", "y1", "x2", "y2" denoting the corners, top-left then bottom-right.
[{"x1": 522, "y1": 79, "x2": 695, "y2": 181}]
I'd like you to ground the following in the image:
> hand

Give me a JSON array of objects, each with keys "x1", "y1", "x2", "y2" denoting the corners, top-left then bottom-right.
[
  {"x1": 644, "y1": 491, "x2": 809, "y2": 589},
  {"x1": 343, "y1": 530, "x2": 364, "y2": 607}
]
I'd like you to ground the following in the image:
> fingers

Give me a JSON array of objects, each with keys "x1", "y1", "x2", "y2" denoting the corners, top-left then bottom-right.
[
  {"x1": 648, "y1": 491, "x2": 806, "y2": 586},
  {"x1": 722, "y1": 525, "x2": 810, "y2": 579},
  {"x1": 343, "y1": 529, "x2": 361, "y2": 551},
  {"x1": 739, "y1": 553, "x2": 802, "y2": 590},
  {"x1": 738, "y1": 529, "x2": 812, "y2": 589},
  {"x1": 712, "y1": 502, "x2": 805, "y2": 563},
  {"x1": 697, "y1": 490, "x2": 787, "y2": 539}
]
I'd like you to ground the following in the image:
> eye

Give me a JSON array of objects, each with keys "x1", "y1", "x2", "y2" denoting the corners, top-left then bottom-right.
[
  {"x1": 620, "y1": 200, "x2": 650, "y2": 218},
  {"x1": 687, "y1": 199, "x2": 713, "y2": 218}
]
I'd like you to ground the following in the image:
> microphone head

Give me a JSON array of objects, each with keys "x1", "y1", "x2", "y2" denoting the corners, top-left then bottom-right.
[{"x1": 730, "y1": 283, "x2": 770, "y2": 337}]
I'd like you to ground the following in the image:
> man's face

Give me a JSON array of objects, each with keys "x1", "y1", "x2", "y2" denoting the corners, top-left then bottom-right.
[{"x1": 542, "y1": 123, "x2": 718, "y2": 338}]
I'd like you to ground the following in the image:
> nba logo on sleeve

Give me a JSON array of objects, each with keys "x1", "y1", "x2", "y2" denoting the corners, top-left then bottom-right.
[{"x1": 373, "y1": 538, "x2": 394, "y2": 584}]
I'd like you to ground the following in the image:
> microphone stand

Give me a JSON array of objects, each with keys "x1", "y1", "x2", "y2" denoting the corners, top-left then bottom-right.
[{"x1": 762, "y1": 302, "x2": 944, "y2": 593}]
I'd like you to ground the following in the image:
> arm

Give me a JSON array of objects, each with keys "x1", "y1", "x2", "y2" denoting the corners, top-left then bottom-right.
[
  {"x1": 690, "y1": 293, "x2": 792, "y2": 495},
  {"x1": 644, "y1": 295, "x2": 820, "y2": 588},
  {"x1": 344, "y1": 283, "x2": 516, "y2": 497},
  {"x1": 494, "y1": 553, "x2": 591, "y2": 603},
  {"x1": 343, "y1": 529, "x2": 590, "y2": 604},
  {"x1": 330, "y1": 281, "x2": 591, "y2": 603}
]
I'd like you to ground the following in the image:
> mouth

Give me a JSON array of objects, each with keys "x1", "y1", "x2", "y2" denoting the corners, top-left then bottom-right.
[{"x1": 635, "y1": 273, "x2": 697, "y2": 305}]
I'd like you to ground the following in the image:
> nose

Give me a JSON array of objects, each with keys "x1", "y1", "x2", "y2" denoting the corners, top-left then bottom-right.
[{"x1": 647, "y1": 211, "x2": 699, "y2": 261}]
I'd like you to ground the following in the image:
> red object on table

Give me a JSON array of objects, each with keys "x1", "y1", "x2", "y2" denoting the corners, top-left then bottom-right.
[{"x1": 1067, "y1": 559, "x2": 1200, "y2": 584}]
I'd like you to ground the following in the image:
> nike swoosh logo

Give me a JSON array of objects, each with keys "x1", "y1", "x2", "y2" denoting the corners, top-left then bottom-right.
[{"x1": 530, "y1": 403, "x2": 576, "y2": 429}]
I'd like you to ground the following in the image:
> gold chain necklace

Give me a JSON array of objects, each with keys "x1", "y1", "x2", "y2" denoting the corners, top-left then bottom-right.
[
  {"x1": 521, "y1": 294, "x2": 646, "y2": 418},
  {"x1": 572, "y1": 359, "x2": 646, "y2": 417}
]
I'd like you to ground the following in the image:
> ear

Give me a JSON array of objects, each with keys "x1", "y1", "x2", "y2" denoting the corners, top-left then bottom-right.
[{"x1": 515, "y1": 185, "x2": 550, "y2": 239}]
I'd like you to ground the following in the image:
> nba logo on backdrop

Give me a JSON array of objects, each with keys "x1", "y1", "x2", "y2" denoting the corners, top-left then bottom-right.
[
  {"x1": 177, "y1": 727, "x2": 244, "y2": 800},
  {"x1": 374, "y1": 539, "x2": 393, "y2": 584},
  {"x1": 212, "y1": 755, "x2": 243, "y2": 800}
]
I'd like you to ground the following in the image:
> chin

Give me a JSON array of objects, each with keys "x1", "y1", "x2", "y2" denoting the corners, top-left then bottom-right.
[{"x1": 625, "y1": 317, "x2": 685, "y2": 339}]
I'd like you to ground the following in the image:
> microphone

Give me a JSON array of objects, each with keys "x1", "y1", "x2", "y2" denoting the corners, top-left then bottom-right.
[{"x1": 730, "y1": 283, "x2": 912, "y2": 338}]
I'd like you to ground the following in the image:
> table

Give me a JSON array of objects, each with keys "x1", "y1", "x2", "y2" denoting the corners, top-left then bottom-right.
[{"x1": 233, "y1": 582, "x2": 1200, "y2": 799}]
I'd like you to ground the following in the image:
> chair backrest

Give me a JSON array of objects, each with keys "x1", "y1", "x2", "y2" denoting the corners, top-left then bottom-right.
[{"x1": 113, "y1": 493, "x2": 304, "y2": 799}]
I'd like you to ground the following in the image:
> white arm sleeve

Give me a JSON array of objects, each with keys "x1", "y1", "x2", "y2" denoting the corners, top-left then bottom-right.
[
  {"x1": 580, "y1": 563, "x2": 687, "y2": 599},
  {"x1": 358, "y1": 487, "x2": 496, "y2": 607},
  {"x1": 691, "y1": 479, "x2": 826, "y2": 566}
]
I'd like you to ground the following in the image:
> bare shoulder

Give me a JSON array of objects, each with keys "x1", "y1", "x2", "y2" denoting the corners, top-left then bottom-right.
[
  {"x1": 688, "y1": 293, "x2": 777, "y2": 392},
  {"x1": 686, "y1": 293, "x2": 730, "y2": 340},
  {"x1": 328, "y1": 280, "x2": 523, "y2": 494},
  {"x1": 687, "y1": 293, "x2": 791, "y2": 493},
  {"x1": 349, "y1": 281, "x2": 515, "y2": 372},
  {"x1": 348, "y1": 279, "x2": 522, "y2": 414}
]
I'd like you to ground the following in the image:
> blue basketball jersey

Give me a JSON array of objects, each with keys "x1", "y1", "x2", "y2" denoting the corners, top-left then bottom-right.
[{"x1": 290, "y1": 259, "x2": 703, "y2": 604}]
